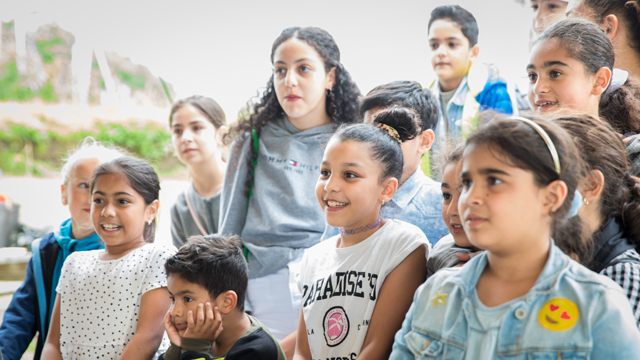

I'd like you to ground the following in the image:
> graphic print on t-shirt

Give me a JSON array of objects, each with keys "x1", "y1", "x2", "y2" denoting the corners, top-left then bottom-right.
[{"x1": 323, "y1": 306, "x2": 350, "y2": 347}]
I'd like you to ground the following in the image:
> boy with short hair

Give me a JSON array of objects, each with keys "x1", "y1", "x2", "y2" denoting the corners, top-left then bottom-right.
[
  {"x1": 321, "y1": 80, "x2": 449, "y2": 245},
  {"x1": 161, "y1": 235, "x2": 285, "y2": 360},
  {"x1": 428, "y1": 5, "x2": 513, "y2": 142}
]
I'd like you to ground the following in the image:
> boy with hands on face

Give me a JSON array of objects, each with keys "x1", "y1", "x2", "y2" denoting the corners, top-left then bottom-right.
[{"x1": 161, "y1": 235, "x2": 285, "y2": 360}]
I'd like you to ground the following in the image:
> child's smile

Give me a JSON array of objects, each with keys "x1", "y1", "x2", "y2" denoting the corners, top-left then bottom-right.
[{"x1": 316, "y1": 139, "x2": 387, "y2": 232}]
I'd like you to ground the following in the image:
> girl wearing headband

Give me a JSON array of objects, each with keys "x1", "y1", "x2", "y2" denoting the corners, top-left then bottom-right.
[
  {"x1": 527, "y1": 18, "x2": 640, "y2": 174},
  {"x1": 390, "y1": 113, "x2": 640, "y2": 359},
  {"x1": 294, "y1": 108, "x2": 430, "y2": 359}
]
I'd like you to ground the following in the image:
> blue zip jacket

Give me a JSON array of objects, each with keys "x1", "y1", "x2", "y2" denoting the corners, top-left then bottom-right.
[
  {"x1": 390, "y1": 242, "x2": 640, "y2": 359},
  {"x1": 0, "y1": 233, "x2": 57, "y2": 360}
]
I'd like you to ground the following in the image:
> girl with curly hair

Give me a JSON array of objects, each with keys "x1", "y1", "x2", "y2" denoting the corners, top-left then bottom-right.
[{"x1": 218, "y1": 26, "x2": 361, "y2": 343}]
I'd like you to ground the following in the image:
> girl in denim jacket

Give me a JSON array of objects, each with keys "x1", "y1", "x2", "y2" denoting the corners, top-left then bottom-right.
[{"x1": 390, "y1": 113, "x2": 640, "y2": 359}]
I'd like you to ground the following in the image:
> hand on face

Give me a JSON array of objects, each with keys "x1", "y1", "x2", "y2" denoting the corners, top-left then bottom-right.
[
  {"x1": 183, "y1": 302, "x2": 224, "y2": 343},
  {"x1": 164, "y1": 309, "x2": 182, "y2": 347}
]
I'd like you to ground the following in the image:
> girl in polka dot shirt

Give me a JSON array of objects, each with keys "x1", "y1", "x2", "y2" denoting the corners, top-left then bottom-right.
[{"x1": 43, "y1": 156, "x2": 176, "y2": 360}]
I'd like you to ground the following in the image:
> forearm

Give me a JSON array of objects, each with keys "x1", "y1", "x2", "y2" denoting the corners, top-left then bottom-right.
[
  {"x1": 280, "y1": 330, "x2": 297, "y2": 360},
  {"x1": 117, "y1": 332, "x2": 163, "y2": 360},
  {"x1": 42, "y1": 342, "x2": 64, "y2": 360}
]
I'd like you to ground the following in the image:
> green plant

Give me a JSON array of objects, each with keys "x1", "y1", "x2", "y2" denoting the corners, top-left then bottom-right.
[
  {"x1": 0, "y1": 123, "x2": 183, "y2": 177},
  {"x1": 35, "y1": 37, "x2": 64, "y2": 64},
  {"x1": 115, "y1": 70, "x2": 145, "y2": 90},
  {"x1": 37, "y1": 81, "x2": 57, "y2": 102}
]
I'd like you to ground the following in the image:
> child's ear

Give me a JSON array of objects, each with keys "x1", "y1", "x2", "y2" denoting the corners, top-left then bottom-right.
[
  {"x1": 217, "y1": 290, "x2": 238, "y2": 315},
  {"x1": 61, "y1": 184, "x2": 68, "y2": 206},
  {"x1": 380, "y1": 177, "x2": 399, "y2": 204},
  {"x1": 543, "y1": 180, "x2": 568, "y2": 215},
  {"x1": 145, "y1": 199, "x2": 160, "y2": 223},
  {"x1": 581, "y1": 169, "x2": 605, "y2": 205},
  {"x1": 592, "y1": 67, "x2": 612, "y2": 96},
  {"x1": 418, "y1": 129, "x2": 435, "y2": 154},
  {"x1": 602, "y1": 14, "x2": 619, "y2": 41},
  {"x1": 326, "y1": 67, "x2": 337, "y2": 91},
  {"x1": 469, "y1": 44, "x2": 480, "y2": 61},
  {"x1": 216, "y1": 125, "x2": 229, "y2": 147}
]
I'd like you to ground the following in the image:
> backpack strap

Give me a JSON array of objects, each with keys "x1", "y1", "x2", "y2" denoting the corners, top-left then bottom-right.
[{"x1": 184, "y1": 186, "x2": 208, "y2": 236}]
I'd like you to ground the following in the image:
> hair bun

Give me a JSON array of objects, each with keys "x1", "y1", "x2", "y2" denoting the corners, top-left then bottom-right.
[{"x1": 371, "y1": 106, "x2": 421, "y2": 144}]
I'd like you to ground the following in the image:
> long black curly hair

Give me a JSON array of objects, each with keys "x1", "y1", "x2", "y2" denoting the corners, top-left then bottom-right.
[{"x1": 230, "y1": 26, "x2": 362, "y2": 194}]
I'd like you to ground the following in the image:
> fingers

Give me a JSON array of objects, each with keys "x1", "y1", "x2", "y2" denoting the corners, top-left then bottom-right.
[
  {"x1": 163, "y1": 310, "x2": 172, "y2": 331},
  {"x1": 187, "y1": 308, "x2": 195, "y2": 329},
  {"x1": 455, "y1": 253, "x2": 471, "y2": 262},
  {"x1": 197, "y1": 302, "x2": 206, "y2": 325}
]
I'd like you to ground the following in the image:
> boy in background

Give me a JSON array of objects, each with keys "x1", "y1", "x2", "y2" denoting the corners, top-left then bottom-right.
[
  {"x1": 321, "y1": 81, "x2": 449, "y2": 245},
  {"x1": 428, "y1": 5, "x2": 513, "y2": 142},
  {"x1": 161, "y1": 235, "x2": 285, "y2": 360}
]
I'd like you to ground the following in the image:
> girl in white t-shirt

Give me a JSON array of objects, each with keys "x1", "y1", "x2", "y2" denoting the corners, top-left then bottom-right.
[
  {"x1": 43, "y1": 156, "x2": 176, "y2": 360},
  {"x1": 293, "y1": 107, "x2": 430, "y2": 360}
]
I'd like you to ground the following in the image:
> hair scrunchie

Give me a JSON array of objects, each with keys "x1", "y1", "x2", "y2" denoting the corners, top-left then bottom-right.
[{"x1": 376, "y1": 123, "x2": 402, "y2": 144}]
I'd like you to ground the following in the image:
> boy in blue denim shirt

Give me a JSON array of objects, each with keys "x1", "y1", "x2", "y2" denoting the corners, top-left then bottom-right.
[
  {"x1": 321, "y1": 81, "x2": 448, "y2": 245},
  {"x1": 428, "y1": 5, "x2": 513, "y2": 143}
]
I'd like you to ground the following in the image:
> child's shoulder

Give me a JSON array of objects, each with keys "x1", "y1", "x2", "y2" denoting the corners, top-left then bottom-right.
[
  {"x1": 227, "y1": 315, "x2": 285, "y2": 360},
  {"x1": 385, "y1": 219, "x2": 429, "y2": 240}
]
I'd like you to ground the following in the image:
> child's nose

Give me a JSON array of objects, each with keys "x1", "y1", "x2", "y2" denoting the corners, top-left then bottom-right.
[
  {"x1": 285, "y1": 70, "x2": 298, "y2": 87},
  {"x1": 170, "y1": 303, "x2": 181, "y2": 317}
]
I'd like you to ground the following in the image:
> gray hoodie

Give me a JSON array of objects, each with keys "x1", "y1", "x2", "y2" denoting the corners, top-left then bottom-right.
[{"x1": 219, "y1": 116, "x2": 333, "y2": 279}]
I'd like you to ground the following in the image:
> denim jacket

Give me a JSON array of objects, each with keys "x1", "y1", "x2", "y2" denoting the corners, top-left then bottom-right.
[{"x1": 390, "y1": 242, "x2": 640, "y2": 359}]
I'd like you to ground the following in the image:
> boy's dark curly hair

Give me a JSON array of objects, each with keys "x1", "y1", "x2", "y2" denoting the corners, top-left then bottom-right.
[
  {"x1": 164, "y1": 234, "x2": 248, "y2": 310},
  {"x1": 229, "y1": 26, "x2": 362, "y2": 194}
]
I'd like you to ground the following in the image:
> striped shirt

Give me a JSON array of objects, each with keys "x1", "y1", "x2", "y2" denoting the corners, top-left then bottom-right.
[{"x1": 601, "y1": 248, "x2": 640, "y2": 328}]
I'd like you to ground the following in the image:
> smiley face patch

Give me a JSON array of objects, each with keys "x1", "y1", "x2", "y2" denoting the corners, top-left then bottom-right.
[{"x1": 537, "y1": 298, "x2": 579, "y2": 331}]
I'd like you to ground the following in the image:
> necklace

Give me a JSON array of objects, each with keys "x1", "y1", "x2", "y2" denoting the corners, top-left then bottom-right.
[{"x1": 339, "y1": 216, "x2": 383, "y2": 235}]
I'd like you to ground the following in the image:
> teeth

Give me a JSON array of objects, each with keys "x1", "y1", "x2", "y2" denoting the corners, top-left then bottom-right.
[
  {"x1": 327, "y1": 201, "x2": 347, "y2": 207},
  {"x1": 538, "y1": 101, "x2": 557, "y2": 106},
  {"x1": 102, "y1": 224, "x2": 121, "y2": 231},
  {"x1": 452, "y1": 225, "x2": 462, "y2": 228}
]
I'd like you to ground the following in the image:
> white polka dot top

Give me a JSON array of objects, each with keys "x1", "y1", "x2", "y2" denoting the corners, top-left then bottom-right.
[{"x1": 56, "y1": 243, "x2": 176, "y2": 359}]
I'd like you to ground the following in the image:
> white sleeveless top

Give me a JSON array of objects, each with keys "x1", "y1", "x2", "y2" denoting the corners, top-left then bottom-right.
[{"x1": 298, "y1": 219, "x2": 429, "y2": 358}]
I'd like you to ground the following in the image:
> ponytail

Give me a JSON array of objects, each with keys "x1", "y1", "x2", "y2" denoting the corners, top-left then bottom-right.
[
  {"x1": 599, "y1": 76, "x2": 640, "y2": 134},
  {"x1": 622, "y1": 173, "x2": 640, "y2": 247}
]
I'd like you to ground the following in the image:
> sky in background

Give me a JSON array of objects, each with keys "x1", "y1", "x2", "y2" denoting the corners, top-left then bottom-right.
[{"x1": 2, "y1": 0, "x2": 533, "y2": 122}]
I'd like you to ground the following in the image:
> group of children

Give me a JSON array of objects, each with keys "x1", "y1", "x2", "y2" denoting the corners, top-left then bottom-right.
[{"x1": 1, "y1": 1, "x2": 640, "y2": 359}]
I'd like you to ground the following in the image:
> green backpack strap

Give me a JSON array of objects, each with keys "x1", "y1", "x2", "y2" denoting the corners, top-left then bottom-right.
[{"x1": 243, "y1": 129, "x2": 260, "y2": 261}]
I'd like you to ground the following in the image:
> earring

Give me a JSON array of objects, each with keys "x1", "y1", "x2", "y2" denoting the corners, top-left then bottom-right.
[
  {"x1": 147, "y1": 219, "x2": 152, "y2": 225},
  {"x1": 583, "y1": 198, "x2": 589, "y2": 205},
  {"x1": 381, "y1": 200, "x2": 385, "y2": 206}
]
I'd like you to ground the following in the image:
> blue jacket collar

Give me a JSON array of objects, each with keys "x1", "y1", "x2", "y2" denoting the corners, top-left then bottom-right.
[
  {"x1": 391, "y1": 168, "x2": 433, "y2": 209},
  {"x1": 431, "y1": 76, "x2": 468, "y2": 107},
  {"x1": 449, "y1": 240, "x2": 569, "y2": 297}
]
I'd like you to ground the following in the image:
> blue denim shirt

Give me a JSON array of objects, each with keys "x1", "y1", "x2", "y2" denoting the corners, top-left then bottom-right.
[
  {"x1": 390, "y1": 242, "x2": 640, "y2": 359},
  {"x1": 321, "y1": 168, "x2": 449, "y2": 245}
]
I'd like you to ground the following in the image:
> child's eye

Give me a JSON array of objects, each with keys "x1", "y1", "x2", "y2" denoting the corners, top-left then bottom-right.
[
  {"x1": 528, "y1": 73, "x2": 538, "y2": 82},
  {"x1": 193, "y1": 125, "x2": 203, "y2": 131},
  {"x1": 531, "y1": 4, "x2": 539, "y2": 11},
  {"x1": 488, "y1": 176, "x2": 503, "y2": 186},
  {"x1": 299, "y1": 65, "x2": 311, "y2": 73},
  {"x1": 118, "y1": 199, "x2": 130, "y2": 204},
  {"x1": 550, "y1": 70, "x2": 562, "y2": 78},
  {"x1": 448, "y1": 42, "x2": 458, "y2": 49},
  {"x1": 442, "y1": 192, "x2": 452, "y2": 201},
  {"x1": 344, "y1": 172, "x2": 358, "y2": 179},
  {"x1": 93, "y1": 198, "x2": 103, "y2": 204},
  {"x1": 169, "y1": 295, "x2": 175, "y2": 302},
  {"x1": 320, "y1": 169, "x2": 330, "y2": 177},
  {"x1": 430, "y1": 43, "x2": 439, "y2": 50},
  {"x1": 460, "y1": 178, "x2": 472, "y2": 189},
  {"x1": 184, "y1": 297, "x2": 193, "y2": 303},
  {"x1": 274, "y1": 68, "x2": 286, "y2": 76},
  {"x1": 79, "y1": 182, "x2": 89, "y2": 189}
]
